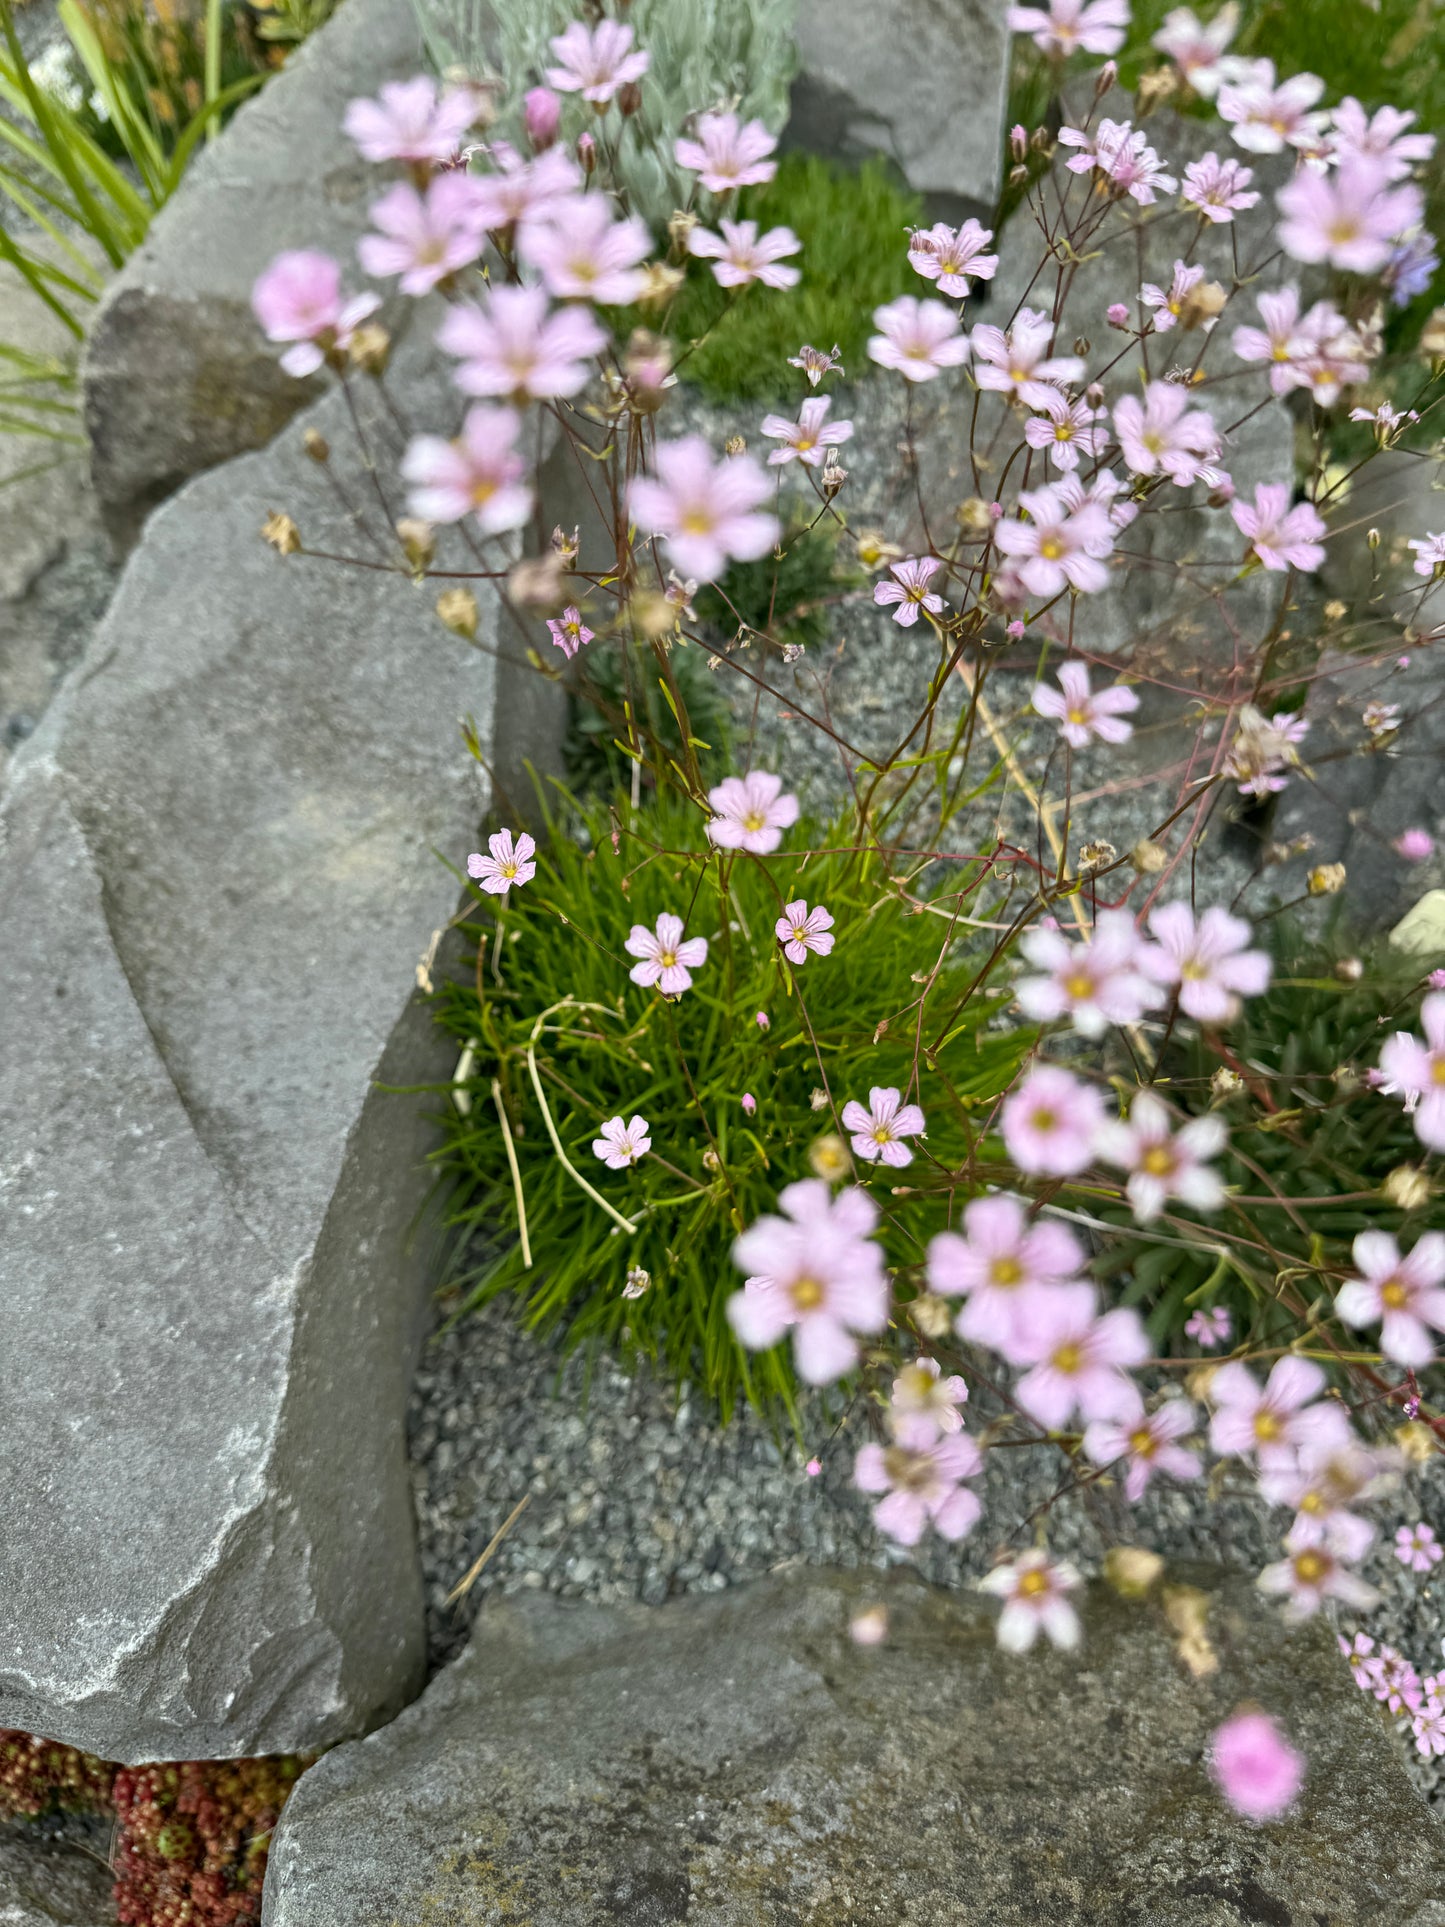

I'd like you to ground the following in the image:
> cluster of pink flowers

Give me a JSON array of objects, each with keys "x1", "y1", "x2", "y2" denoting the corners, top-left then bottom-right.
[{"x1": 1339, "y1": 1632, "x2": 1445, "y2": 1759}]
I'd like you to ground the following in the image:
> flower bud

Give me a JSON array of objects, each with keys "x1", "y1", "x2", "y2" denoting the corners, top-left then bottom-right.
[
  {"x1": 1008, "y1": 163, "x2": 1029, "y2": 188},
  {"x1": 724, "y1": 434, "x2": 747, "y2": 457},
  {"x1": 396, "y1": 517, "x2": 435, "y2": 572},
  {"x1": 667, "y1": 207, "x2": 698, "y2": 253},
  {"x1": 436, "y1": 586, "x2": 479, "y2": 639},
  {"x1": 577, "y1": 129, "x2": 597, "y2": 173},
  {"x1": 1010, "y1": 123, "x2": 1028, "y2": 162},
  {"x1": 740, "y1": 1092, "x2": 756, "y2": 1116},
  {"x1": 808, "y1": 1132, "x2": 850, "y2": 1182},
  {"x1": 1210, "y1": 1067, "x2": 1243, "y2": 1100},
  {"x1": 1106, "y1": 302, "x2": 1130, "y2": 329},
  {"x1": 821, "y1": 452, "x2": 848, "y2": 500},
  {"x1": 1367, "y1": 526, "x2": 1381, "y2": 550},
  {"x1": 1105, "y1": 1547, "x2": 1163, "y2": 1599},
  {"x1": 1383, "y1": 1164, "x2": 1433, "y2": 1211},
  {"x1": 262, "y1": 510, "x2": 301, "y2": 555},
  {"x1": 755, "y1": 1009, "x2": 770, "y2": 1030},
  {"x1": 1333, "y1": 956, "x2": 1364, "y2": 983},
  {"x1": 623, "y1": 1265, "x2": 651, "y2": 1299},
  {"x1": 1073, "y1": 335, "x2": 1090, "y2": 356},
  {"x1": 1180, "y1": 280, "x2": 1227, "y2": 331},
  {"x1": 702, "y1": 1146, "x2": 721, "y2": 1172},
  {"x1": 1131, "y1": 838, "x2": 1167, "y2": 875},
  {"x1": 910, "y1": 1293, "x2": 952, "y2": 1339},
  {"x1": 523, "y1": 84, "x2": 561, "y2": 150},
  {"x1": 348, "y1": 320, "x2": 391, "y2": 376},
  {"x1": 1094, "y1": 59, "x2": 1118, "y2": 99},
  {"x1": 1323, "y1": 599, "x2": 1346, "y2": 622},
  {"x1": 617, "y1": 78, "x2": 643, "y2": 118},
  {"x1": 1307, "y1": 862, "x2": 1346, "y2": 896},
  {"x1": 302, "y1": 427, "x2": 330, "y2": 463}
]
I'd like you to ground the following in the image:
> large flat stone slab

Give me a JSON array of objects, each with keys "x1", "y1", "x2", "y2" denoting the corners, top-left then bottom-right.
[{"x1": 263, "y1": 1564, "x2": 1445, "y2": 1925}]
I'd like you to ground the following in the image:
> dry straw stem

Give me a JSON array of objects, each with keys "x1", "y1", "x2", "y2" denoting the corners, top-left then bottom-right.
[
  {"x1": 445, "y1": 1493, "x2": 532, "y2": 1605},
  {"x1": 491, "y1": 1075, "x2": 532, "y2": 1268},
  {"x1": 525, "y1": 1000, "x2": 640, "y2": 1237}
]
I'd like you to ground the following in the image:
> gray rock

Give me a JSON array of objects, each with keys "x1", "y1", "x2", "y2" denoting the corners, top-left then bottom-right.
[
  {"x1": 788, "y1": 0, "x2": 1009, "y2": 222},
  {"x1": 264, "y1": 1564, "x2": 1445, "y2": 1926},
  {"x1": 0, "y1": 1819, "x2": 113, "y2": 1927}
]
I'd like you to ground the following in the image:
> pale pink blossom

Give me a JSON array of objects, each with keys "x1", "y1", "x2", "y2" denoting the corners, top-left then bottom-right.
[
  {"x1": 688, "y1": 218, "x2": 801, "y2": 289},
  {"x1": 674, "y1": 111, "x2": 778, "y2": 192},
  {"x1": 760, "y1": 395, "x2": 853, "y2": 466},
  {"x1": 1140, "y1": 258, "x2": 1206, "y2": 333},
  {"x1": 470, "y1": 143, "x2": 582, "y2": 234},
  {"x1": 1022, "y1": 389, "x2": 1108, "y2": 471},
  {"x1": 1352, "y1": 401, "x2": 1419, "y2": 438},
  {"x1": 1268, "y1": 1446, "x2": 1390, "y2": 1570},
  {"x1": 358, "y1": 176, "x2": 487, "y2": 294},
  {"x1": 1153, "y1": 6, "x2": 1238, "y2": 97},
  {"x1": 1218, "y1": 61, "x2": 1326, "y2": 154},
  {"x1": 971, "y1": 306, "x2": 1084, "y2": 407},
  {"x1": 854, "y1": 1414, "x2": 983, "y2": 1545},
  {"x1": 1106, "y1": 301, "x2": 1131, "y2": 329},
  {"x1": 1012, "y1": 1284, "x2": 1148, "y2": 1430},
  {"x1": 1208, "y1": 1355, "x2": 1352, "y2": 1471},
  {"x1": 1006, "y1": 0, "x2": 1129, "y2": 57},
  {"x1": 1016, "y1": 910, "x2": 1161, "y2": 1038},
  {"x1": 401, "y1": 405, "x2": 531, "y2": 533},
  {"x1": 842, "y1": 1086, "x2": 926, "y2": 1167},
  {"x1": 994, "y1": 483, "x2": 1114, "y2": 596},
  {"x1": 628, "y1": 435, "x2": 778, "y2": 582},
  {"x1": 1332, "y1": 97, "x2": 1435, "y2": 182},
  {"x1": 1232, "y1": 287, "x2": 1310, "y2": 394},
  {"x1": 523, "y1": 85, "x2": 562, "y2": 151},
  {"x1": 545, "y1": 19, "x2": 649, "y2": 104},
  {"x1": 1412, "y1": 1699, "x2": 1445, "y2": 1758},
  {"x1": 592, "y1": 1114, "x2": 651, "y2": 1168},
  {"x1": 1339, "y1": 1631, "x2": 1382, "y2": 1692},
  {"x1": 1083, "y1": 1394, "x2": 1201, "y2": 1501},
  {"x1": 980, "y1": 1550, "x2": 1082, "y2": 1652},
  {"x1": 625, "y1": 911, "x2": 709, "y2": 996},
  {"x1": 741, "y1": 1092, "x2": 756, "y2": 1116},
  {"x1": 907, "y1": 219, "x2": 999, "y2": 296},
  {"x1": 1230, "y1": 484, "x2": 1326, "y2": 573},
  {"x1": 1395, "y1": 828, "x2": 1435, "y2": 861},
  {"x1": 728, "y1": 1180, "x2": 889, "y2": 1384},
  {"x1": 1258, "y1": 1541, "x2": 1380, "y2": 1620},
  {"x1": 1186, "y1": 1305, "x2": 1232, "y2": 1348},
  {"x1": 1377, "y1": 993, "x2": 1445, "y2": 1151},
  {"x1": 1000, "y1": 1064, "x2": 1106, "y2": 1175},
  {"x1": 251, "y1": 250, "x2": 380, "y2": 377},
  {"x1": 867, "y1": 296, "x2": 970, "y2": 381},
  {"x1": 1408, "y1": 532, "x2": 1445, "y2": 577},
  {"x1": 1373, "y1": 1646, "x2": 1423, "y2": 1716},
  {"x1": 890, "y1": 1357, "x2": 969, "y2": 1435},
  {"x1": 1209, "y1": 1712, "x2": 1304, "y2": 1822},
  {"x1": 929, "y1": 1193, "x2": 1085, "y2": 1356},
  {"x1": 788, "y1": 342, "x2": 844, "y2": 386},
  {"x1": 1113, "y1": 382, "x2": 1223, "y2": 488},
  {"x1": 1058, "y1": 118, "x2": 1177, "y2": 203},
  {"x1": 546, "y1": 606, "x2": 594, "y2": 659},
  {"x1": 438, "y1": 286, "x2": 605, "y2": 402},
  {"x1": 1223, "y1": 703, "x2": 1309, "y2": 798},
  {"x1": 519, "y1": 197, "x2": 652, "y2": 304},
  {"x1": 343, "y1": 77, "x2": 477, "y2": 164},
  {"x1": 467, "y1": 827, "x2": 536, "y2": 895},
  {"x1": 706, "y1": 770, "x2": 800, "y2": 854},
  {"x1": 1142, "y1": 901, "x2": 1270, "y2": 1023},
  {"x1": 1397, "y1": 1522, "x2": 1444, "y2": 1574},
  {"x1": 1031, "y1": 660, "x2": 1137, "y2": 746},
  {"x1": 1181, "y1": 150, "x2": 1259, "y2": 222},
  {"x1": 1277, "y1": 158, "x2": 1424, "y2": 274},
  {"x1": 1096, "y1": 1089, "x2": 1227, "y2": 1223},
  {"x1": 775, "y1": 900, "x2": 835, "y2": 964},
  {"x1": 874, "y1": 555, "x2": 947, "y2": 625},
  {"x1": 1335, "y1": 1229, "x2": 1445, "y2": 1368},
  {"x1": 1064, "y1": 467, "x2": 1138, "y2": 532}
]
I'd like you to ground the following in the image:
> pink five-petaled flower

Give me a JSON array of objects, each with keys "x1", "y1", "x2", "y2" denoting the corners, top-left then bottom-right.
[
  {"x1": 674, "y1": 110, "x2": 777, "y2": 192},
  {"x1": 907, "y1": 219, "x2": 999, "y2": 297},
  {"x1": 760, "y1": 395, "x2": 853, "y2": 467},
  {"x1": 1209, "y1": 1712, "x2": 1304, "y2": 1823},
  {"x1": 1335, "y1": 1229, "x2": 1445, "y2": 1368},
  {"x1": 1011, "y1": 1284, "x2": 1149, "y2": 1430},
  {"x1": 1058, "y1": 119, "x2": 1178, "y2": 204},
  {"x1": 1408, "y1": 532, "x2": 1445, "y2": 577},
  {"x1": 789, "y1": 342, "x2": 844, "y2": 386},
  {"x1": 251, "y1": 251, "x2": 380, "y2": 378},
  {"x1": 1001, "y1": 1064, "x2": 1106, "y2": 1176},
  {"x1": 971, "y1": 306, "x2": 1085, "y2": 407},
  {"x1": 1016, "y1": 909, "x2": 1161, "y2": 1039},
  {"x1": 994, "y1": 484, "x2": 1115, "y2": 597},
  {"x1": 470, "y1": 143, "x2": 582, "y2": 235},
  {"x1": 437, "y1": 285, "x2": 606, "y2": 402},
  {"x1": 1185, "y1": 1305, "x2": 1232, "y2": 1349},
  {"x1": 1277, "y1": 157, "x2": 1424, "y2": 275},
  {"x1": 1339, "y1": 1631, "x2": 1382, "y2": 1693},
  {"x1": 706, "y1": 770, "x2": 800, "y2": 854},
  {"x1": 1230, "y1": 484, "x2": 1326, "y2": 574},
  {"x1": 890, "y1": 1356, "x2": 969, "y2": 1435},
  {"x1": 1181, "y1": 151, "x2": 1260, "y2": 223},
  {"x1": 625, "y1": 913, "x2": 708, "y2": 997},
  {"x1": 342, "y1": 77, "x2": 477, "y2": 164},
  {"x1": 1142, "y1": 901, "x2": 1271, "y2": 1023},
  {"x1": 842, "y1": 1087, "x2": 926, "y2": 1167},
  {"x1": 467, "y1": 827, "x2": 536, "y2": 896},
  {"x1": 1022, "y1": 390, "x2": 1109, "y2": 472},
  {"x1": 1096, "y1": 1090, "x2": 1227, "y2": 1224},
  {"x1": 518, "y1": 197, "x2": 652, "y2": 305},
  {"x1": 358, "y1": 176, "x2": 487, "y2": 296},
  {"x1": 1208, "y1": 1355, "x2": 1352, "y2": 1472},
  {"x1": 1373, "y1": 1646, "x2": 1422, "y2": 1716},
  {"x1": 867, "y1": 297, "x2": 970, "y2": 382},
  {"x1": 727, "y1": 1180, "x2": 888, "y2": 1384},
  {"x1": 1265, "y1": 1441, "x2": 1388, "y2": 1565},
  {"x1": 980, "y1": 1551, "x2": 1083, "y2": 1653},
  {"x1": 1333, "y1": 97, "x2": 1436, "y2": 182},
  {"x1": 1031, "y1": 660, "x2": 1138, "y2": 747},
  {"x1": 545, "y1": 19, "x2": 649, "y2": 104},
  {"x1": 854, "y1": 1414, "x2": 983, "y2": 1546},
  {"x1": 1413, "y1": 1699, "x2": 1445, "y2": 1759},
  {"x1": 627, "y1": 435, "x2": 777, "y2": 583},
  {"x1": 1006, "y1": 0, "x2": 1128, "y2": 56},
  {"x1": 775, "y1": 899, "x2": 835, "y2": 965},
  {"x1": 1397, "y1": 1523, "x2": 1444, "y2": 1574},
  {"x1": 546, "y1": 606, "x2": 594, "y2": 659},
  {"x1": 688, "y1": 219, "x2": 801, "y2": 289},
  {"x1": 591, "y1": 1114, "x2": 651, "y2": 1169},
  {"x1": 1217, "y1": 61, "x2": 1326, "y2": 155},
  {"x1": 1258, "y1": 1541, "x2": 1381, "y2": 1621},
  {"x1": 874, "y1": 555, "x2": 947, "y2": 626},
  {"x1": 1140, "y1": 258, "x2": 1207, "y2": 333},
  {"x1": 1113, "y1": 382, "x2": 1223, "y2": 488},
  {"x1": 1153, "y1": 6, "x2": 1238, "y2": 97},
  {"x1": 401, "y1": 405, "x2": 532, "y2": 534},
  {"x1": 1083, "y1": 1394, "x2": 1201, "y2": 1501},
  {"x1": 928, "y1": 1192, "x2": 1085, "y2": 1357},
  {"x1": 1377, "y1": 993, "x2": 1445, "y2": 1151}
]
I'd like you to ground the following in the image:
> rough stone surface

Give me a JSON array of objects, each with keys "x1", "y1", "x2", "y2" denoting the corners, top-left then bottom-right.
[
  {"x1": 0, "y1": 330, "x2": 555, "y2": 1763},
  {"x1": 265, "y1": 1563, "x2": 1445, "y2": 1926},
  {"x1": 0, "y1": 1818, "x2": 112, "y2": 1927},
  {"x1": 787, "y1": 0, "x2": 1009, "y2": 221}
]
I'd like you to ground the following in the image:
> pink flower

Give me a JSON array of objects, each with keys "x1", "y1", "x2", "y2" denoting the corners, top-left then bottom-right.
[
  {"x1": 688, "y1": 218, "x2": 800, "y2": 289},
  {"x1": 776, "y1": 900, "x2": 835, "y2": 965},
  {"x1": 741, "y1": 1092, "x2": 757, "y2": 1116},
  {"x1": 728, "y1": 1180, "x2": 889, "y2": 1383},
  {"x1": 890, "y1": 1356, "x2": 969, "y2": 1435},
  {"x1": 1230, "y1": 484, "x2": 1326, "y2": 574},
  {"x1": 1223, "y1": 704, "x2": 1308, "y2": 798},
  {"x1": 523, "y1": 85, "x2": 562, "y2": 151},
  {"x1": 342, "y1": 77, "x2": 476, "y2": 164},
  {"x1": 467, "y1": 827, "x2": 536, "y2": 895},
  {"x1": 760, "y1": 395, "x2": 853, "y2": 467},
  {"x1": 1011, "y1": 1284, "x2": 1148, "y2": 1430},
  {"x1": 625, "y1": 912, "x2": 709, "y2": 996},
  {"x1": 1395, "y1": 829, "x2": 1435, "y2": 861},
  {"x1": 1339, "y1": 1631, "x2": 1382, "y2": 1692},
  {"x1": 1084, "y1": 1394, "x2": 1201, "y2": 1501},
  {"x1": 1142, "y1": 901, "x2": 1270, "y2": 1023},
  {"x1": 1231, "y1": 287, "x2": 1311, "y2": 396},
  {"x1": 994, "y1": 483, "x2": 1114, "y2": 597},
  {"x1": 706, "y1": 769, "x2": 800, "y2": 853},
  {"x1": 546, "y1": 606, "x2": 594, "y2": 659},
  {"x1": 1113, "y1": 382, "x2": 1223, "y2": 488},
  {"x1": 1408, "y1": 532, "x2": 1445, "y2": 577},
  {"x1": 1218, "y1": 61, "x2": 1326, "y2": 154},
  {"x1": 592, "y1": 1114, "x2": 651, "y2": 1168},
  {"x1": 1208, "y1": 1355, "x2": 1351, "y2": 1471},
  {"x1": 1277, "y1": 158, "x2": 1424, "y2": 274},
  {"x1": 866, "y1": 296, "x2": 970, "y2": 382},
  {"x1": 1022, "y1": 390, "x2": 1109, "y2": 471},
  {"x1": 980, "y1": 1551, "x2": 1082, "y2": 1652},
  {"x1": 1006, "y1": 0, "x2": 1129, "y2": 57},
  {"x1": 1377, "y1": 993, "x2": 1445, "y2": 1151},
  {"x1": 971, "y1": 306, "x2": 1084, "y2": 408},
  {"x1": 1140, "y1": 258, "x2": 1206, "y2": 333},
  {"x1": 929, "y1": 1192, "x2": 1084, "y2": 1356},
  {"x1": 251, "y1": 250, "x2": 380, "y2": 378},
  {"x1": 1000, "y1": 1064, "x2": 1106, "y2": 1176},
  {"x1": 438, "y1": 286, "x2": 606, "y2": 402},
  {"x1": 1096, "y1": 1090, "x2": 1227, "y2": 1223},
  {"x1": 401, "y1": 405, "x2": 532, "y2": 534},
  {"x1": 1258, "y1": 1542, "x2": 1380, "y2": 1620},
  {"x1": 1209, "y1": 1712, "x2": 1304, "y2": 1822},
  {"x1": 854, "y1": 1414, "x2": 983, "y2": 1545},
  {"x1": 1185, "y1": 1305, "x2": 1232, "y2": 1349},
  {"x1": 788, "y1": 342, "x2": 844, "y2": 386},
  {"x1": 1181, "y1": 150, "x2": 1260, "y2": 223},
  {"x1": 1333, "y1": 97, "x2": 1435, "y2": 182},
  {"x1": 841, "y1": 1087, "x2": 926, "y2": 1167},
  {"x1": 358, "y1": 176, "x2": 487, "y2": 294},
  {"x1": 519, "y1": 197, "x2": 652, "y2": 304},
  {"x1": 755, "y1": 1009, "x2": 770, "y2": 1030},
  {"x1": 674, "y1": 111, "x2": 778, "y2": 192},
  {"x1": 1058, "y1": 118, "x2": 1177, "y2": 203},
  {"x1": 1373, "y1": 1646, "x2": 1423, "y2": 1716},
  {"x1": 1412, "y1": 1699, "x2": 1445, "y2": 1758},
  {"x1": 1396, "y1": 1522, "x2": 1444, "y2": 1574},
  {"x1": 1016, "y1": 909, "x2": 1161, "y2": 1038},
  {"x1": 1106, "y1": 301, "x2": 1131, "y2": 328},
  {"x1": 874, "y1": 555, "x2": 947, "y2": 626},
  {"x1": 1335, "y1": 1229, "x2": 1445, "y2": 1368},
  {"x1": 1153, "y1": 6, "x2": 1238, "y2": 97},
  {"x1": 1267, "y1": 1442, "x2": 1388, "y2": 1568},
  {"x1": 470, "y1": 143, "x2": 582, "y2": 234},
  {"x1": 907, "y1": 219, "x2": 999, "y2": 297},
  {"x1": 545, "y1": 19, "x2": 649, "y2": 104},
  {"x1": 1031, "y1": 660, "x2": 1137, "y2": 746},
  {"x1": 627, "y1": 435, "x2": 778, "y2": 582},
  {"x1": 805, "y1": 1455, "x2": 822, "y2": 1477}
]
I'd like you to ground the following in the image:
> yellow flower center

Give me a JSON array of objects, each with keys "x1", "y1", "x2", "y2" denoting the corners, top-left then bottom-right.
[
  {"x1": 471, "y1": 477, "x2": 497, "y2": 505},
  {"x1": 882, "y1": 1446, "x2": 934, "y2": 1492},
  {"x1": 1032, "y1": 1107, "x2": 1057, "y2": 1132},
  {"x1": 1039, "y1": 537, "x2": 1064, "y2": 560},
  {"x1": 1381, "y1": 1280, "x2": 1409, "y2": 1309},
  {"x1": 1056, "y1": 421, "x2": 1074, "y2": 440},
  {"x1": 1018, "y1": 1567, "x2": 1051, "y2": 1596},
  {"x1": 1327, "y1": 218, "x2": 1360, "y2": 246},
  {"x1": 1064, "y1": 971, "x2": 1095, "y2": 1000},
  {"x1": 1254, "y1": 1410, "x2": 1281, "y2": 1443},
  {"x1": 791, "y1": 1276, "x2": 825, "y2": 1312},
  {"x1": 1129, "y1": 1426, "x2": 1157, "y2": 1458},
  {"x1": 1180, "y1": 960, "x2": 1208, "y2": 980},
  {"x1": 744, "y1": 810, "x2": 767, "y2": 831},
  {"x1": 991, "y1": 1256, "x2": 1023, "y2": 1288},
  {"x1": 872, "y1": 1124, "x2": 894, "y2": 1143},
  {"x1": 500, "y1": 861, "x2": 518, "y2": 879},
  {"x1": 1432, "y1": 1059, "x2": 1445, "y2": 1085},
  {"x1": 658, "y1": 948, "x2": 678, "y2": 969},
  {"x1": 1141, "y1": 1145, "x2": 1174, "y2": 1177},
  {"x1": 1294, "y1": 1548, "x2": 1326, "y2": 1585},
  {"x1": 1053, "y1": 1342, "x2": 1083, "y2": 1374},
  {"x1": 681, "y1": 509, "x2": 713, "y2": 535}
]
